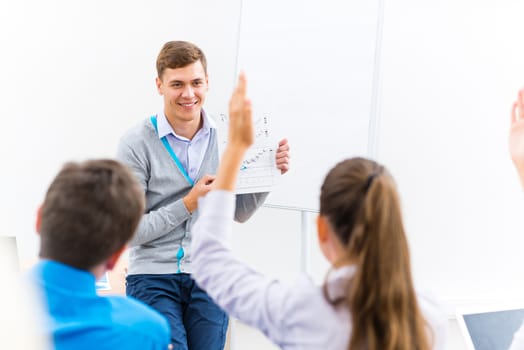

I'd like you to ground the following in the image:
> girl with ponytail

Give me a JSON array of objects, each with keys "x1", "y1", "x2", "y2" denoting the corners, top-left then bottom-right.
[
  {"x1": 191, "y1": 73, "x2": 448, "y2": 349},
  {"x1": 319, "y1": 158, "x2": 443, "y2": 350}
]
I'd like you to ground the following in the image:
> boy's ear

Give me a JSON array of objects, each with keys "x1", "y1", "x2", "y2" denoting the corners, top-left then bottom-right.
[
  {"x1": 35, "y1": 205, "x2": 42, "y2": 234},
  {"x1": 105, "y1": 246, "x2": 127, "y2": 271},
  {"x1": 317, "y1": 215, "x2": 329, "y2": 243}
]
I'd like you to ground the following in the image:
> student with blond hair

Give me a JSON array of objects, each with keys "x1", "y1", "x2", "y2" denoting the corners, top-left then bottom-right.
[{"x1": 190, "y1": 73, "x2": 448, "y2": 349}]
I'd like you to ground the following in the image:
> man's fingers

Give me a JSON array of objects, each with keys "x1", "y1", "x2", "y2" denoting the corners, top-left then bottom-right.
[{"x1": 276, "y1": 149, "x2": 290, "y2": 159}]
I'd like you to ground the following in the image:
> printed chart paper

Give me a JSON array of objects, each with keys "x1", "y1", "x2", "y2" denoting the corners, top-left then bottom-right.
[{"x1": 217, "y1": 114, "x2": 280, "y2": 194}]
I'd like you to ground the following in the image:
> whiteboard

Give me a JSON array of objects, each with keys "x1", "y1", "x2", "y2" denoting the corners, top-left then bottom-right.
[{"x1": 236, "y1": 0, "x2": 380, "y2": 211}]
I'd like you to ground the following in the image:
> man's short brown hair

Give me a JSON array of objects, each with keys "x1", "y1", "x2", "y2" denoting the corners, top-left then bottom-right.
[
  {"x1": 39, "y1": 159, "x2": 144, "y2": 270},
  {"x1": 156, "y1": 41, "x2": 207, "y2": 79}
]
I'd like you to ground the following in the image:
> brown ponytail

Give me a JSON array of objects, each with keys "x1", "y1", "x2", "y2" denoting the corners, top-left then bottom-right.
[{"x1": 320, "y1": 157, "x2": 431, "y2": 350}]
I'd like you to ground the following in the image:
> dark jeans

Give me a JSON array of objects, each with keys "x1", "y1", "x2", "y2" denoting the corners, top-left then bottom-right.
[{"x1": 126, "y1": 273, "x2": 228, "y2": 350}]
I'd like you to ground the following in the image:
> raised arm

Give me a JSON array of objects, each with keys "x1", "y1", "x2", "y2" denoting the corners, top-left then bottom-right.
[
  {"x1": 510, "y1": 88, "x2": 524, "y2": 189},
  {"x1": 190, "y1": 74, "x2": 292, "y2": 342},
  {"x1": 213, "y1": 72, "x2": 254, "y2": 191}
]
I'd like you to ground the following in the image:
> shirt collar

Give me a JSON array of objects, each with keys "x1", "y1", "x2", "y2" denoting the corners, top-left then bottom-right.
[
  {"x1": 34, "y1": 260, "x2": 97, "y2": 295},
  {"x1": 324, "y1": 265, "x2": 356, "y2": 302},
  {"x1": 157, "y1": 109, "x2": 215, "y2": 141}
]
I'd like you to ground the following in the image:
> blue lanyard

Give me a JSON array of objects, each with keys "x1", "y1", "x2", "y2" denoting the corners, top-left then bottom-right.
[
  {"x1": 150, "y1": 116, "x2": 195, "y2": 186},
  {"x1": 150, "y1": 115, "x2": 192, "y2": 273}
]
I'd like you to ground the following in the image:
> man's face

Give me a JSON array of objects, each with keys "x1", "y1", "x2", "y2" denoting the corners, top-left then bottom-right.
[{"x1": 156, "y1": 60, "x2": 208, "y2": 125}]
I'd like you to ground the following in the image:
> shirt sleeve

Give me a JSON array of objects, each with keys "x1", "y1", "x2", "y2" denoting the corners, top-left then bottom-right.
[
  {"x1": 117, "y1": 138, "x2": 191, "y2": 246},
  {"x1": 234, "y1": 192, "x2": 269, "y2": 223},
  {"x1": 191, "y1": 190, "x2": 290, "y2": 341}
]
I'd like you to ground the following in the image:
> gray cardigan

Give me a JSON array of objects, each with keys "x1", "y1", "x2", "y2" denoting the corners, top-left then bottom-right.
[{"x1": 117, "y1": 116, "x2": 268, "y2": 274}]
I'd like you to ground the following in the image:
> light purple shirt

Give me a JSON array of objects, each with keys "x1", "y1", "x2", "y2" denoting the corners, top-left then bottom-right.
[
  {"x1": 156, "y1": 109, "x2": 215, "y2": 182},
  {"x1": 191, "y1": 191, "x2": 449, "y2": 349}
]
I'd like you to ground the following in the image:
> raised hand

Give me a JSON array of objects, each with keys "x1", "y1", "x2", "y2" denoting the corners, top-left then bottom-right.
[
  {"x1": 228, "y1": 72, "x2": 253, "y2": 150},
  {"x1": 510, "y1": 88, "x2": 524, "y2": 189},
  {"x1": 213, "y1": 73, "x2": 254, "y2": 191}
]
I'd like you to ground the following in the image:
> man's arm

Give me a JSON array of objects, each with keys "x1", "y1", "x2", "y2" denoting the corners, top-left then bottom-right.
[
  {"x1": 116, "y1": 139, "x2": 192, "y2": 246},
  {"x1": 234, "y1": 192, "x2": 269, "y2": 223},
  {"x1": 233, "y1": 135, "x2": 290, "y2": 222}
]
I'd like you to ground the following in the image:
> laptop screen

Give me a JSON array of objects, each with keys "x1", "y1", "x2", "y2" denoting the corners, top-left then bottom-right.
[
  {"x1": 456, "y1": 305, "x2": 524, "y2": 350},
  {"x1": 0, "y1": 236, "x2": 19, "y2": 271}
]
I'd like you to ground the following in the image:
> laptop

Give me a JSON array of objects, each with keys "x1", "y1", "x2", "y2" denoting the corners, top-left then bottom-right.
[
  {"x1": 0, "y1": 235, "x2": 20, "y2": 271},
  {"x1": 456, "y1": 304, "x2": 524, "y2": 350}
]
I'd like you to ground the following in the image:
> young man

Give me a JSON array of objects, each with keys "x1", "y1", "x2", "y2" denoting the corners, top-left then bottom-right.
[
  {"x1": 117, "y1": 41, "x2": 290, "y2": 349},
  {"x1": 30, "y1": 159, "x2": 171, "y2": 350}
]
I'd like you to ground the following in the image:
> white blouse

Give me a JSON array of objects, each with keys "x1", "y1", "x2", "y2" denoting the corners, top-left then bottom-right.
[{"x1": 191, "y1": 191, "x2": 448, "y2": 349}]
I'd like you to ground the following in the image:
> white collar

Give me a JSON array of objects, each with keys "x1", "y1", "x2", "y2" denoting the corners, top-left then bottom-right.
[
  {"x1": 156, "y1": 109, "x2": 215, "y2": 140},
  {"x1": 324, "y1": 265, "x2": 356, "y2": 303}
]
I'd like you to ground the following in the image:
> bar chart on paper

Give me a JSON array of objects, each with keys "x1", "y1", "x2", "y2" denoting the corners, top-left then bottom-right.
[{"x1": 217, "y1": 114, "x2": 280, "y2": 194}]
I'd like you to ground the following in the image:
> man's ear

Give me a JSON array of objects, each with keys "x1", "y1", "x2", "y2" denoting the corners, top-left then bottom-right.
[
  {"x1": 317, "y1": 215, "x2": 329, "y2": 243},
  {"x1": 155, "y1": 77, "x2": 163, "y2": 95},
  {"x1": 105, "y1": 246, "x2": 127, "y2": 271},
  {"x1": 35, "y1": 205, "x2": 42, "y2": 234}
]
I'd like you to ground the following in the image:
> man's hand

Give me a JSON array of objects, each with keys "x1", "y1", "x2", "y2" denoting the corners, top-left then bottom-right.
[
  {"x1": 275, "y1": 138, "x2": 290, "y2": 175},
  {"x1": 183, "y1": 174, "x2": 216, "y2": 213}
]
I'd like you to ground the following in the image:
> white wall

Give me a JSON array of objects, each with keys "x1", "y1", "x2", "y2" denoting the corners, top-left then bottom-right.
[
  {"x1": 3, "y1": 0, "x2": 524, "y2": 348},
  {"x1": 0, "y1": 0, "x2": 241, "y2": 261}
]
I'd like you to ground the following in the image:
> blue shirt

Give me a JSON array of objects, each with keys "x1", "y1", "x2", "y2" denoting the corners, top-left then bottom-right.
[{"x1": 30, "y1": 260, "x2": 170, "y2": 350}]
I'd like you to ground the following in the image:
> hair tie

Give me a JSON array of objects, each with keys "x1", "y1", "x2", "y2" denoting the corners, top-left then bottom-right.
[{"x1": 364, "y1": 173, "x2": 378, "y2": 192}]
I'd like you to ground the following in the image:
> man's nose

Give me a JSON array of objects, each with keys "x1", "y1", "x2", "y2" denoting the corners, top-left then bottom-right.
[{"x1": 182, "y1": 85, "x2": 195, "y2": 98}]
